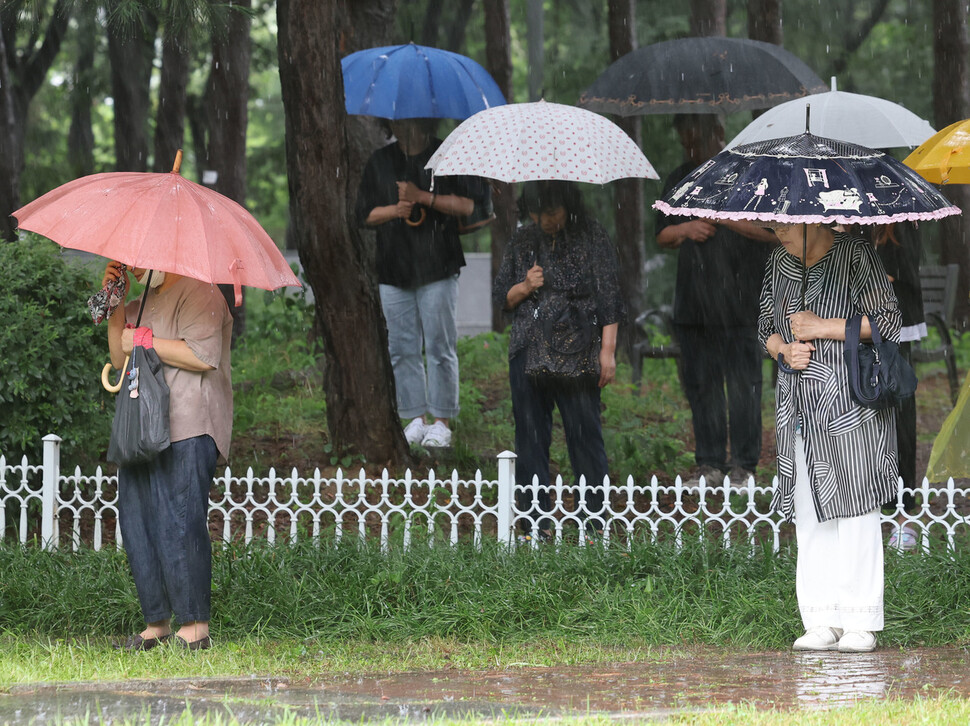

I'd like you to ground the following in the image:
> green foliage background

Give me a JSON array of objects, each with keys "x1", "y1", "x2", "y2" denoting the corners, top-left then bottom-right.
[{"x1": 0, "y1": 239, "x2": 110, "y2": 464}]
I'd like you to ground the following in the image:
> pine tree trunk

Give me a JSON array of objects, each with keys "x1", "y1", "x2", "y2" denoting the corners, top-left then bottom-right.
[
  {"x1": 153, "y1": 21, "x2": 191, "y2": 174},
  {"x1": 608, "y1": 0, "x2": 643, "y2": 361},
  {"x1": 484, "y1": 0, "x2": 516, "y2": 333},
  {"x1": 933, "y1": 0, "x2": 970, "y2": 328},
  {"x1": 690, "y1": 0, "x2": 726, "y2": 37},
  {"x1": 277, "y1": 0, "x2": 410, "y2": 465},
  {"x1": 107, "y1": 7, "x2": 157, "y2": 171}
]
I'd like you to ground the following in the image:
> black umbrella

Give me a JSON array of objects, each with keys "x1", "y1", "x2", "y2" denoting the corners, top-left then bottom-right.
[{"x1": 578, "y1": 37, "x2": 826, "y2": 116}]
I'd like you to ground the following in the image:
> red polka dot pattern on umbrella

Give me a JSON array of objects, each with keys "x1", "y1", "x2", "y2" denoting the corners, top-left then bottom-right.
[{"x1": 426, "y1": 100, "x2": 658, "y2": 184}]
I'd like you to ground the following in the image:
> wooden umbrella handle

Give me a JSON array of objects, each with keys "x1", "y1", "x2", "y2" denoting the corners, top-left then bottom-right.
[
  {"x1": 405, "y1": 207, "x2": 426, "y2": 227},
  {"x1": 101, "y1": 355, "x2": 130, "y2": 393}
]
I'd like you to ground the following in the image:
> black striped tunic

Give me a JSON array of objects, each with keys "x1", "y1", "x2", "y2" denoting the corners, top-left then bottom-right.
[{"x1": 758, "y1": 233, "x2": 900, "y2": 523}]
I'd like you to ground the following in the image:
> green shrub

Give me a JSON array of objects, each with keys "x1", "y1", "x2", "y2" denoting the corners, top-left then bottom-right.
[{"x1": 0, "y1": 237, "x2": 110, "y2": 465}]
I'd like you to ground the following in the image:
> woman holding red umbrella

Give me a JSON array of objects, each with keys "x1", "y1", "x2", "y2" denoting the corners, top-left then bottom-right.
[{"x1": 103, "y1": 262, "x2": 233, "y2": 652}]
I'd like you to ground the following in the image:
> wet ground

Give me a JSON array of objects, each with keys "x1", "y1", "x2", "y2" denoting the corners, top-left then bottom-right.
[{"x1": 3, "y1": 646, "x2": 969, "y2": 723}]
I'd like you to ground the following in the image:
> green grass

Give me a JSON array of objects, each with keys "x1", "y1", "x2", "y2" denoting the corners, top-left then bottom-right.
[{"x1": 2, "y1": 537, "x2": 969, "y2": 655}]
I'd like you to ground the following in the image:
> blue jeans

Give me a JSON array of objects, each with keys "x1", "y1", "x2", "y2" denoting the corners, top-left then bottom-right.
[
  {"x1": 509, "y1": 352, "x2": 608, "y2": 535},
  {"x1": 118, "y1": 435, "x2": 217, "y2": 624},
  {"x1": 379, "y1": 275, "x2": 460, "y2": 420}
]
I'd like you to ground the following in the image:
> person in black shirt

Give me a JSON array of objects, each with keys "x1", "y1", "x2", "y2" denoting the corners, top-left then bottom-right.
[
  {"x1": 355, "y1": 118, "x2": 487, "y2": 448},
  {"x1": 493, "y1": 181, "x2": 624, "y2": 541},
  {"x1": 655, "y1": 114, "x2": 776, "y2": 484}
]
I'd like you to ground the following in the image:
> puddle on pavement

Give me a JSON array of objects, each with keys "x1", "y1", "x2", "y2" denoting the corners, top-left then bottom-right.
[{"x1": 2, "y1": 647, "x2": 969, "y2": 723}]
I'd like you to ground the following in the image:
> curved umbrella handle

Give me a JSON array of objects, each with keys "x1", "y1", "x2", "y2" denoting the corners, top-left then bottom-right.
[
  {"x1": 776, "y1": 353, "x2": 798, "y2": 375},
  {"x1": 101, "y1": 355, "x2": 130, "y2": 393},
  {"x1": 405, "y1": 207, "x2": 427, "y2": 227}
]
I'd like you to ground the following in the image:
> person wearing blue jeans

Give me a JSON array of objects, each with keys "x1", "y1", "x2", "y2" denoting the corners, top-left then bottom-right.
[
  {"x1": 379, "y1": 274, "x2": 460, "y2": 440},
  {"x1": 356, "y1": 118, "x2": 489, "y2": 448}
]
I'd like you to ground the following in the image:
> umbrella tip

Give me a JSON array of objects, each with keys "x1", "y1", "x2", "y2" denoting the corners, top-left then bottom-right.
[
  {"x1": 830, "y1": 76, "x2": 837, "y2": 92},
  {"x1": 805, "y1": 104, "x2": 811, "y2": 134},
  {"x1": 172, "y1": 149, "x2": 183, "y2": 174}
]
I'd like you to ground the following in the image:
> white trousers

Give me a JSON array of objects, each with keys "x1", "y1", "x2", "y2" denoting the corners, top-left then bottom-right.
[{"x1": 793, "y1": 433, "x2": 884, "y2": 632}]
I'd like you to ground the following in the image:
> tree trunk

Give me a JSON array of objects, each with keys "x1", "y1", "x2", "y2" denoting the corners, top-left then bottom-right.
[
  {"x1": 526, "y1": 0, "x2": 543, "y2": 100},
  {"x1": 933, "y1": 0, "x2": 970, "y2": 328},
  {"x1": 485, "y1": 0, "x2": 516, "y2": 333},
  {"x1": 277, "y1": 0, "x2": 410, "y2": 466},
  {"x1": 0, "y1": 1, "x2": 71, "y2": 241},
  {"x1": 107, "y1": 6, "x2": 157, "y2": 171},
  {"x1": 153, "y1": 20, "x2": 191, "y2": 173},
  {"x1": 608, "y1": 0, "x2": 643, "y2": 362},
  {"x1": 747, "y1": 0, "x2": 782, "y2": 44},
  {"x1": 0, "y1": 17, "x2": 23, "y2": 242},
  {"x1": 206, "y1": 0, "x2": 253, "y2": 338},
  {"x1": 68, "y1": 10, "x2": 97, "y2": 178},
  {"x1": 690, "y1": 0, "x2": 726, "y2": 36}
]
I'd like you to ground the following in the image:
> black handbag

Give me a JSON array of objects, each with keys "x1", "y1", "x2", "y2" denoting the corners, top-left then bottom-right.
[
  {"x1": 107, "y1": 344, "x2": 171, "y2": 466},
  {"x1": 524, "y1": 286, "x2": 601, "y2": 382},
  {"x1": 106, "y1": 276, "x2": 172, "y2": 466},
  {"x1": 843, "y1": 314, "x2": 917, "y2": 410}
]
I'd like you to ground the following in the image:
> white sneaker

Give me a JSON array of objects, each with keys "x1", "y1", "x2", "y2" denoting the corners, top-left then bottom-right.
[
  {"x1": 403, "y1": 417, "x2": 429, "y2": 445},
  {"x1": 838, "y1": 630, "x2": 877, "y2": 653},
  {"x1": 792, "y1": 626, "x2": 843, "y2": 651},
  {"x1": 421, "y1": 420, "x2": 452, "y2": 448}
]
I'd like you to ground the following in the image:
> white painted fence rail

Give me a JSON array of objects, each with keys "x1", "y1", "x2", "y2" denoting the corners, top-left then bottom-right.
[{"x1": 2, "y1": 435, "x2": 969, "y2": 552}]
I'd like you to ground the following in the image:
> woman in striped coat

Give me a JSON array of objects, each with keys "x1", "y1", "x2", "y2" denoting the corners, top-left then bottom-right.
[{"x1": 759, "y1": 223, "x2": 900, "y2": 654}]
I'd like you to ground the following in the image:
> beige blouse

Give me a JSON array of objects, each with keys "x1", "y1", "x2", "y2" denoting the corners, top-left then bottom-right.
[{"x1": 125, "y1": 278, "x2": 233, "y2": 461}]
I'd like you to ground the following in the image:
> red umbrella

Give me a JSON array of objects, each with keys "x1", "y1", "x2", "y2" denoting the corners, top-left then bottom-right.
[{"x1": 12, "y1": 151, "x2": 301, "y2": 306}]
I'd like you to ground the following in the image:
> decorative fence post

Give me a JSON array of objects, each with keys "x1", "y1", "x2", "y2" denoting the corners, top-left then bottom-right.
[
  {"x1": 496, "y1": 450, "x2": 516, "y2": 547},
  {"x1": 41, "y1": 434, "x2": 62, "y2": 551}
]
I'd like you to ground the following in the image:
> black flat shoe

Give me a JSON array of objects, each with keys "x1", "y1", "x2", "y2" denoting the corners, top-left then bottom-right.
[
  {"x1": 175, "y1": 634, "x2": 211, "y2": 651},
  {"x1": 114, "y1": 633, "x2": 173, "y2": 652}
]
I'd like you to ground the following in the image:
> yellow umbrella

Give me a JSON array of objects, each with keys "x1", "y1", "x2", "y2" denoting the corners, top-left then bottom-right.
[{"x1": 903, "y1": 118, "x2": 970, "y2": 184}]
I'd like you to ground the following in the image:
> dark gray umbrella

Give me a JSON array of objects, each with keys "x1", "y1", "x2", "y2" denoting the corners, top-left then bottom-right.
[{"x1": 578, "y1": 37, "x2": 826, "y2": 116}]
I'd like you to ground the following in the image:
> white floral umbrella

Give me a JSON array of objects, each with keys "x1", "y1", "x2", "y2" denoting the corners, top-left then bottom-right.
[{"x1": 425, "y1": 100, "x2": 658, "y2": 184}]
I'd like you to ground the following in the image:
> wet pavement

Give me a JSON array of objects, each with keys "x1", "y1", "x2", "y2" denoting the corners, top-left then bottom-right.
[{"x1": 2, "y1": 647, "x2": 969, "y2": 723}]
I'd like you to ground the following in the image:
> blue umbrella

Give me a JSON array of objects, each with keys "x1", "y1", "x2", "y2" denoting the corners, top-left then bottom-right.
[{"x1": 342, "y1": 43, "x2": 506, "y2": 120}]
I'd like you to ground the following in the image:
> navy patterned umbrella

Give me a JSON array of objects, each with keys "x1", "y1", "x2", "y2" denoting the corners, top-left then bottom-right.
[
  {"x1": 653, "y1": 132, "x2": 961, "y2": 346},
  {"x1": 654, "y1": 132, "x2": 959, "y2": 227}
]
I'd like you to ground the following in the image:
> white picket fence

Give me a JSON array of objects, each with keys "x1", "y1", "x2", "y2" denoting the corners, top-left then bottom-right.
[{"x1": 2, "y1": 435, "x2": 969, "y2": 552}]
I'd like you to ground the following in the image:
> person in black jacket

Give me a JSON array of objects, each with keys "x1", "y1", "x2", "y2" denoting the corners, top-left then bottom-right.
[
  {"x1": 873, "y1": 222, "x2": 925, "y2": 551},
  {"x1": 655, "y1": 114, "x2": 776, "y2": 485}
]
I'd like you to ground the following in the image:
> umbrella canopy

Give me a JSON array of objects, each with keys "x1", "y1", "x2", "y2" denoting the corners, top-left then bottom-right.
[
  {"x1": 903, "y1": 118, "x2": 970, "y2": 184},
  {"x1": 342, "y1": 43, "x2": 506, "y2": 120},
  {"x1": 726, "y1": 77, "x2": 935, "y2": 150},
  {"x1": 425, "y1": 100, "x2": 658, "y2": 184},
  {"x1": 12, "y1": 153, "x2": 301, "y2": 306},
  {"x1": 578, "y1": 37, "x2": 827, "y2": 116},
  {"x1": 654, "y1": 132, "x2": 960, "y2": 226}
]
